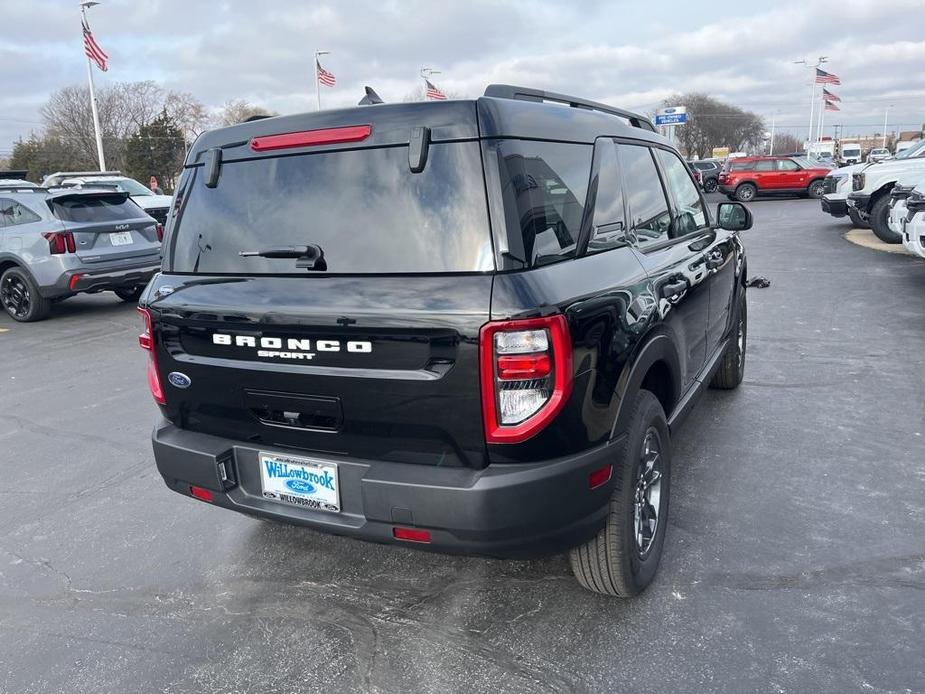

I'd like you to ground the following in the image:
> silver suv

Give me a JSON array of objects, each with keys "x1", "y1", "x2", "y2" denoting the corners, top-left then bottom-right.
[
  {"x1": 41, "y1": 171, "x2": 173, "y2": 227},
  {"x1": 0, "y1": 181, "x2": 162, "y2": 321}
]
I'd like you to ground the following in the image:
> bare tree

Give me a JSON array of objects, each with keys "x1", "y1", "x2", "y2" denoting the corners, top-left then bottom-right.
[
  {"x1": 164, "y1": 91, "x2": 211, "y2": 143},
  {"x1": 772, "y1": 132, "x2": 804, "y2": 155},
  {"x1": 661, "y1": 93, "x2": 765, "y2": 159},
  {"x1": 217, "y1": 99, "x2": 276, "y2": 126}
]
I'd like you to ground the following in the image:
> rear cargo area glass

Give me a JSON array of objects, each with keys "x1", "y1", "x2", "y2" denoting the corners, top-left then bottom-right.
[
  {"x1": 170, "y1": 143, "x2": 494, "y2": 274},
  {"x1": 50, "y1": 196, "x2": 142, "y2": 222}
]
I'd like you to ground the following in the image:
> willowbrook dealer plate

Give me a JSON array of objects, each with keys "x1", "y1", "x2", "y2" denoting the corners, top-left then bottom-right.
[{"x1": 258, "y1": 453, "x2": 340, "y2": 513}]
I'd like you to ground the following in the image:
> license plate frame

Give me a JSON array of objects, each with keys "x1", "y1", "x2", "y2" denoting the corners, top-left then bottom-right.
[
  {"x1": 258, "y1": 452, "x2": 340, "y2": 513},
  {"x1": 109, "y1": 231, "x2": 133, "y2": 246}
]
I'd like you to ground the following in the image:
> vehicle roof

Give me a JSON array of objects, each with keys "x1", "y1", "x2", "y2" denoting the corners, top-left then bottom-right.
[{"x1": 186, "y1": 86, "x2": 670, "y2": 165}]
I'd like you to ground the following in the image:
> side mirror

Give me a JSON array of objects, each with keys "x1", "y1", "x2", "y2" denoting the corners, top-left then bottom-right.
[{"x1": 716, "y1": 202, "x2": 753, "y2": 231}]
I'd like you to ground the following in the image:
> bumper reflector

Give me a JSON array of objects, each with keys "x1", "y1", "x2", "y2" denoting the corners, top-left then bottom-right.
[
  {"x1": 392, "y1": 527, "x2": 431, "y2": 543},
  {"x1": 190, "y1": 486, "x2": 214, "y2": 503},
  {"x1": 588, "y1": 464, "x2": 613, "y2": 490}
]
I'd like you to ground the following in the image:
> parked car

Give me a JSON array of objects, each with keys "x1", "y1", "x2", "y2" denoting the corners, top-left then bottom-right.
[
  {"x1": 718, "y1": 156, "x2": 830, "y2": 202},
  {"x1": 41, "y1": 171, "x2": 172, "y2": 227},
  {"x1": 141, "y1": 84, "x2": 753, "y2": 598},
  {"x1": 899, "y1": 180, "x2": 925, "y2": 258},
  {"x1": 887, "y1": 173, "x2": 925, "y2": 258},
  {"x1": 0, "y1": 186, "x2": 163, "y2": 321},
  {"x1": 820, "y1": 163, "x2": 869, "y2": 227},
  {"x1": 688, "y1": 160, "x2": 721, "y2": 192},
  {"x1": 847, "y1": 139, "x2": 925, "y2": 243},
  {"x1": 867, "y1": 148, "x2": 891, "y2": 164}
]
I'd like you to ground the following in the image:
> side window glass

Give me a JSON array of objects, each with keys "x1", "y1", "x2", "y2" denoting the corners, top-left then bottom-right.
[
  {"x1": 755, "y1": 160, "x2": 774, "y2": 172},
  {"x1": 777, "y1": 159, "x2": 800, "y2": 171},
  {"x1": 587, "y1": 139, "x2": 626, "y2": 253},
  {"x1": 620, "y1": 145, "x2": 672, "y2": 248},
  {"x1": 0, "y1": 199, "x2": 12, "y2": 228},
  {"x1": 655, "y1": 149, "x2": 708, "y2": 236},
  {"x1": 7, "y1": 201, "x2": 41, "y2": 226}
]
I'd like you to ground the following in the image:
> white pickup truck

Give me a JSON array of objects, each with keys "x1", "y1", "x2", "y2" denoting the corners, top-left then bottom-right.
[
  {"x1": 888, "y1": 173, "x2": 925, "y2": 258},
  {"x1": 846, "y1": 140, "x2": 925, "y2": 243}
]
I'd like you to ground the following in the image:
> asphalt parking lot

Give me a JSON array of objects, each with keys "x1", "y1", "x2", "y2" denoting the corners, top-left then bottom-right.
[{"x1": 1, "y1": 196, "x2": 923, "y2": 694}]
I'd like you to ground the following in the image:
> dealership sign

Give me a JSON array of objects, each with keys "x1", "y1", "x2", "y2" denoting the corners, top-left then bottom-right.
[{"x1": 655, "y1": 106, "x2": 688, "y2": 126}]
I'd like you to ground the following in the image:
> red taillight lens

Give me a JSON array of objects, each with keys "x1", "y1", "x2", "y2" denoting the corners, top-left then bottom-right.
[
  {"x1": 250, "y1": 125, "x2": 371, "y2": 152},
  {"x1": 392, "y1": 527, "x2": 431, "y2": 543},
  {"x1": 155, "y1": 223, "x2": 164, "y2": 242},
  {"x1": 480, "y1": 315, "x2": 573, "y2": 444},
  {"x1": 137, "y1": 307, "x2": 166, "y2": 405},
  {"x1": 42, "y1": 232, "x2": 75, "y2": 255},
  {"x1": 589, "y1": 464, "x2": 613, "y2": 490},
  {"x1": 68, "y1": 274, "x2": 84, "y2": 291}
]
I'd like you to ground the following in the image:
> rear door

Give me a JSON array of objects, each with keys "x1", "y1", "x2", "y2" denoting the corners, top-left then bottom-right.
[
  {"x1": 752, "y1": 159, "x2": 776, "y2": 189},
  {"x1": 621, "y1": 143, "x2": 709, "y2": 387},
  {"x1": 152, "y1": 138, "x2": 493, "y2": 468},
  {"x1": 48, "y1": 192, "x2": 161, "y2": 264}
]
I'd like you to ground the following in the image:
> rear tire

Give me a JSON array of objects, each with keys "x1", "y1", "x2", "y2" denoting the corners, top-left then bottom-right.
[
  {"x1": 569, "y1": 390, "x2": 671, "y2": 597},
  {"x1": 0, "y1": 266, "x2": 50, "y2": 322},
  {"x1": 710, "y1": 292, "x2": 747, "y2": 389},
  {"x1": 808, "y1": 179, "x2": 825, "y2": 199},
  {"x1": 114, "y1": 286, "x2": 144, "y2": 303},
  {"x1": 847, "y1": 208, "x2": 869, "y2": 229},
  {"x1": 735, "y1": 183, "x2": 757, "y2": 203},
  {"x1": 869, "y1": 196, "x2": 901, "y2": 244},
  {"x1": 703, "y1": 178, "x2": 718, "y2": 193}
]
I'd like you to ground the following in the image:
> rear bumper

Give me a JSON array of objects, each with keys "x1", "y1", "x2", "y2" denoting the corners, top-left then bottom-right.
[
  {"x1": 718, "y1": 184, "x2": 736, "y2": 195},
  {"x1": 821, "y1": 196, "x2": 848, "y2": 217},
  {"x1": 42, "y1": 261, "x2": 160, "y2": 298},
  {"x1": 152, "y1": 419, "x2": 621, "y2": 558}
]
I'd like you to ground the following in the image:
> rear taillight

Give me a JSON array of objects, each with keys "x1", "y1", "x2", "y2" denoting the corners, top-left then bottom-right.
[
  {"x1": 42, "y1": 232, "x2": 76, "y2": 255},
  {"x1": 480, "y1": 315, "x2": 573, "y2": 444},
  {"x1": 155, "y1": 223, "x2": 164, "y2": 242},
  {"x1": 137, "y1": 307, "x2": 166, "y2": 405}
]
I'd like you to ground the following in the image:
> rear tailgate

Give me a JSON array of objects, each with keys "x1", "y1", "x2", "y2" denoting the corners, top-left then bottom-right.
[
  {"x1": 48, "y1": 191, "x2": 161, "y2": 264},
  {"x1": 147, "y1": 274, "x2": 490, "y2": 467}
]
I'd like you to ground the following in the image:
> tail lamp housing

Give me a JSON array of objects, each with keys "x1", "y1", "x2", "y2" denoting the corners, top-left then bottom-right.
[
  {"x1": 155, "y1": 223, "x2": 164, "y2": 242},
  {"x1": 480, "y1": 315, "x2": 573, "y2": 444},
  {"x1": 42, "y1": 231, "x2": 76, "y2": 255},
  {"x1": 137, "y1": 307, "x2": 166, "y2": 405}
]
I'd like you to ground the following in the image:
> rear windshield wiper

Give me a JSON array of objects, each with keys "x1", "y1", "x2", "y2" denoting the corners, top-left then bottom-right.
[{"x1": 239, "y1": 244, "x2": 327, "y2": 270}]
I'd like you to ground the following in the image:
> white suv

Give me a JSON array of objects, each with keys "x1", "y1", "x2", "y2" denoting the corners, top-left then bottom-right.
[
  {"x1": 42, "y1": 171, "x2": 173, "y2": 228},
  {"x1": 847, "y1": 140, "x2": 925, "y2": 243},
  {"x1": 888, "y1": 174, "x2": 925, "y2": 259}
]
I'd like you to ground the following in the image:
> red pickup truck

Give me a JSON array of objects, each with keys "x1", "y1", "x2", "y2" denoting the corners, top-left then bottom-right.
[{"x1": 718, "y1": 156, "x2": 829, "y2": 202}]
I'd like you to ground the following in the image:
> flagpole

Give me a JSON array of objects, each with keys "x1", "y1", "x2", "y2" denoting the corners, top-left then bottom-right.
[
  {"x1": 768, "y1": 112, "x2": 776, "y2": 155},
  {"x1": 80, "y1": 0, "x2": 106, "y2": 171},
  {"x1": 819, "y1": 93, "x2": 826, "y2": 143},
  {"x1": 314, "y1": 51, "x2": 322, "y2": 111}
]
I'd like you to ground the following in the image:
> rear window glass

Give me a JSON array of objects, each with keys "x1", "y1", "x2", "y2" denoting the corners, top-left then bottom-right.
[
  {"x1": 170, "y1": 142, "x2": 493, "y2": 275},
  {"x1": 728, "y1": 161, "x2": 753, "y2": 171},
  {"x1": 485, "y1": 139, "x2": 592, "y2": 267},
  {"x1": 50, "y1": 195, "x2": 142, "y2": 223}
]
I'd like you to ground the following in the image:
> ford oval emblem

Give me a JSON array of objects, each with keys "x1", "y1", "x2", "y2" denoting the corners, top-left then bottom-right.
[
  {"x1": 167, "y1": 372, "x2": 191, "y2": 389},
  {"x1": 285, "y1": 479, "x2": 316, "y2": 495}
]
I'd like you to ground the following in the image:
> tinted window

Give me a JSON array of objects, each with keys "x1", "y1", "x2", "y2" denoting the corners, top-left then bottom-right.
[
  {"x1": 587, "y1": 140, "x2": 626, "y2": 253},
  {"x1": 0, "y1": 199, "x2": 42, "y2": 227},
  {"x1": 50, "y1": 195, "x2": 142, "y2": 223},
  {"x1": 171, "y1": 143, "x2": 493, "y2": 275},
  {"x1": 487, "y1": 139, "x2": 591, "y2": 267},
  {"x1": 729, "y1": 161, "x2": 752, "y2": 171},
  {"x1": 655, "y1": 149, "x2": 707, "y2": 235},
  {"x1": 777, "y1": 159, "x2": 800, "y2": 171},
  {"x1": 620, "y1": 145, "x2": 671, "y2": 248},
  {"x1": 755, "y1": 160, "x2": 774, "y2": 172}
]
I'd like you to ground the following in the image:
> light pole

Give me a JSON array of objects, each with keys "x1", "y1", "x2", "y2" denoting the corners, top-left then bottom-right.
[
  {"x1": 314, "y1": 50, "x2": 330, "y2": 111},
  {"x1": 768, "y1": 112, "x2": 777, "y2": 155},
  {"x1": 80, "y1": 0, "x2": 106, "y2": 171},
  {"x1": 794, "y1": 56, "x2": 827, "y2": 150},
  {"x1": 882, "y1": 105, "x2": 892, "y2": 149}
]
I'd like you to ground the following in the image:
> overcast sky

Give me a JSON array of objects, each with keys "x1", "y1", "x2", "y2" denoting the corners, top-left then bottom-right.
[{"x1": 2, "y1": 0, "x2": 924, "y2": 154}]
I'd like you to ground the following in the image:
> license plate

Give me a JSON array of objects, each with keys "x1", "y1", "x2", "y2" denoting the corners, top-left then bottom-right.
[
  {"x1": 258, "y1": 453, "x2": 340, "y2": 513},
  {"x1": 109, "y1": 231, "x2": 133, "y2": 246}
]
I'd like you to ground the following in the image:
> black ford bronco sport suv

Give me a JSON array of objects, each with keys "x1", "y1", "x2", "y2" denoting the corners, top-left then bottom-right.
[{"x1": 142, "y1": 85, "x2": 751, "y2": 597}]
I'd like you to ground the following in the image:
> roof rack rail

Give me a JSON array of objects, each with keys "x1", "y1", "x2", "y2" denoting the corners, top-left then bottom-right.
[{"x1": 483, "y1": 84, "x2": 656, "y2": 133}]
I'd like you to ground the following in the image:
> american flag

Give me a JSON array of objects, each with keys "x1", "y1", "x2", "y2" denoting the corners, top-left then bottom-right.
[
  {"x1": 82, "y1": 18, "x2": 108, "y2": 72},
  {"x1": 815, "y1": 68, "x2": 840, "y2": 85},
  {"x1": 824, "y1": 100, "x2": 840, "y2": 112},
  {"x1": 316, "y1": 60, "x2": 336, "y2": 87},
  {"x1": 822, "y1": 88, "x2": 841, "y2": 102},
  {"x1": 424, "y1": 78, "x2": 447, "y2": 100}
]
